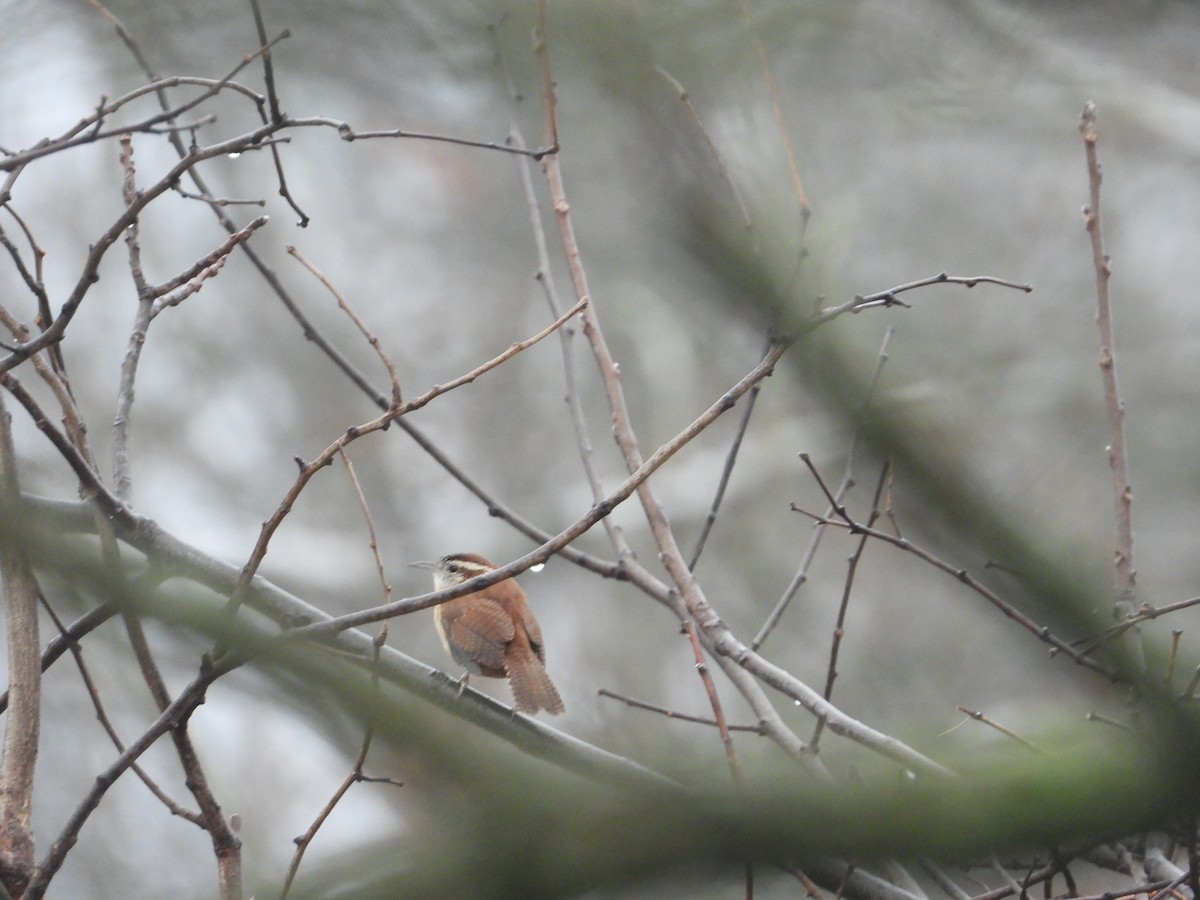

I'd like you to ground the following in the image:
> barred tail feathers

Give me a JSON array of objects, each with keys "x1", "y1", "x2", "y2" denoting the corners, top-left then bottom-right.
[{"x1": 506, "y1": 650, "x2": 565, "y2": 715}]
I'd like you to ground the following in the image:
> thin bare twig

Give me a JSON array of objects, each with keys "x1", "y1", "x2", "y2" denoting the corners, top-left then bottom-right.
[
  {"x1": 1084, "y1": 710, "x2": 1131, "y2": 730},
  {"x1": 0, "y1": 220, "x2": 57, "y2": 376},
  {"x1": 596, "y1": 689, "x2": 765, "y2": 733},
  {"x1": 311, "y1": 118, "x2": 553, "y2": 158},
  {"x1": 655, "y1": 65, "x2": 754, "y2": 242},
  {"x1": 1078, "y1": 103, "x2": 1140, "y2": 652},
  {"x1": 681, "y1": 620, "x2": 743, "y2": 778},
  {"x1": 150, "y1": 217, "x2": 268, "y2": 315},
  {"x1": 809, "y1": 273, "x2": 1031, "y2": 330},
  {"x1": 337, "y1": 447, "x2": 392, "y2": 618},
  {"x1": 0, "y1": 306, "x2": 91, "y2": 466},
  {"x1": 246, "y1": 0, "x2": 308, "y2": 225},
  {"x1": 1165, "y1": 630, "x2": 1183, "y2": 688},
  {"x1": 113, "y1": 134, "x2": 153, "y2": 502},
  {"x1": 286, "y1": 245, "x2": 402, "y2": 405},
  {"x1": 1069, "y1": 596, "x2": 1200, "y2": 658},
  {"x1": 947, "y1": 707, "x2": 1048, "y2": 755},
  {"x1": 688, "y1": 336, "x2": 769, "y2": 572},
  {"x1": 810, "y1": 459, "x2": 891, "y2": 751},
  {"x1": 173, "y1": 187, "x2": 266, "y2": 208}
]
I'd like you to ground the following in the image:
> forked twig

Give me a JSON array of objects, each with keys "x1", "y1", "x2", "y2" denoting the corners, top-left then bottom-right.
[
  {"x1": 754, "y1": 327, "x2": 894, "y2": 649},
  {"x1": 809, "y1": 273, "x2": 1031, "y2": 330},
  {"x1": 810, "y1": 459, "x2": 891, "y2": 751},
  {"x1": 793, "y1": 455, "x2": 1115, "y2": 679}
]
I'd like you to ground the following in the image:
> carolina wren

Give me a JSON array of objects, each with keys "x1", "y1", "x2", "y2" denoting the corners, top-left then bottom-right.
[{"x1": 411, "y1": 553, "x2": 565, "y2": 716}]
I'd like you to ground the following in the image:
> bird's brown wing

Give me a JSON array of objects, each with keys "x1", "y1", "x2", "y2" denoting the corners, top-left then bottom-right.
[
  {"x1": 438, "y1": 597, "x2": 514, "y2": 676},
  {"x1": 515, "y1": 605, "x2": 547, "y2": 663}
]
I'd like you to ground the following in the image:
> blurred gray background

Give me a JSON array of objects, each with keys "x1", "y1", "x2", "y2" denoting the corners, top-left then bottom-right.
[{"x1": 2, "y1": 1, "x2": 1199, "y2": 896}]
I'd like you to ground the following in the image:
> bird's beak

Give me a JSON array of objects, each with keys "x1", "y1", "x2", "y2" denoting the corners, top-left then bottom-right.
[{"x1": 409, "y1": 560, "x2": 437, "y2": 570}]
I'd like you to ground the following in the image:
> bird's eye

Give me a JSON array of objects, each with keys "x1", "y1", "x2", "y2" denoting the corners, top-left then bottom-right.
[{"x1": 448, "y1": 563, "x2": 460, "y2": 573}]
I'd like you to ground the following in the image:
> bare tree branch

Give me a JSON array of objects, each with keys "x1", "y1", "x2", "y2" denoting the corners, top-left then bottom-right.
[
  {"x1": 0, "y1": 393, "x2": 39, "y2": 896},
  {"x1": 1078, "y1": 103, "x2": 1141, "y2": 654}
]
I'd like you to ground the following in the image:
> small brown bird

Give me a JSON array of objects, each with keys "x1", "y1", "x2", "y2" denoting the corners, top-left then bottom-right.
[{"x1": 411, "y1": 553, "x2": 565, "y2": 715}]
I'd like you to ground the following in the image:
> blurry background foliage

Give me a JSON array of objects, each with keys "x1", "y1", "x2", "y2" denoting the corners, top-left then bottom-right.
[{"x1": 1, "y1": 0, "x2": 1199, "y2": 897}]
